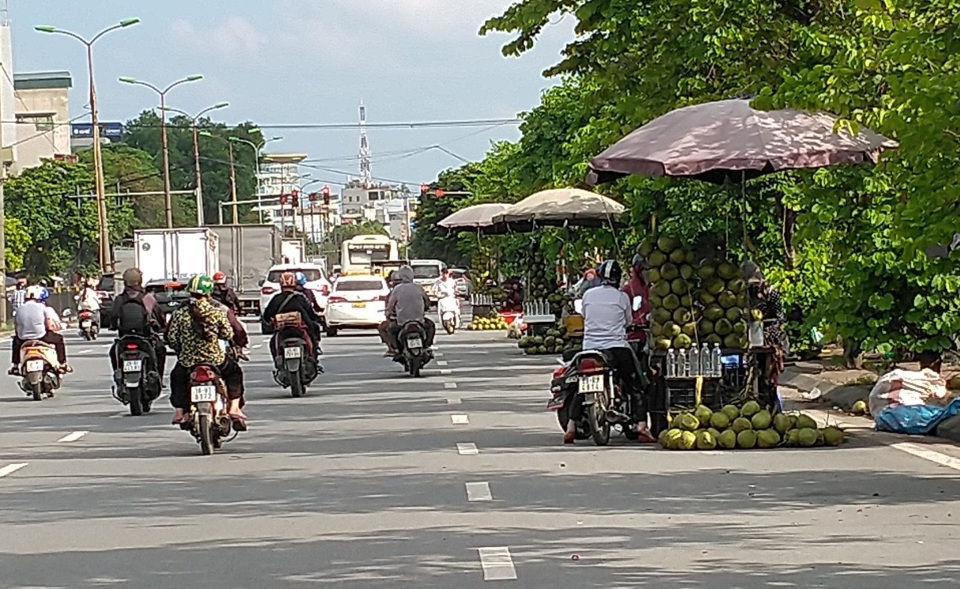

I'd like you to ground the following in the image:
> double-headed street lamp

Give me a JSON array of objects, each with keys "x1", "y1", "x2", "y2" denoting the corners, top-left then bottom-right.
[
  {"x1": 119, "y1": 74, "x2": 203, "y2": 228},
  {"x1": 229, "y1": 131, "x2": 282, "y2": 224},
  {"x1": 160, "y1": 102, "x2": 229, "y2": 226},
  {"x1": 35, "y1": 17, "x2": 140, "y2": 274}
]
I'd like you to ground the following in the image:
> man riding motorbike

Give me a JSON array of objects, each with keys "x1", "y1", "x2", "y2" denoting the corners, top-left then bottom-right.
[
  {"x1": 569, "y1": 259, "x2": 653, "y2": 444},
  {"x1": 382, "y1": 265, "x2": 435, "y2": 357},
  {"x1": 106, "y1": 268, "x2": 168, "y2": 383},
  {"x1": 9, "y1": 286, "x2": 70, "y2": 375},
  {"x1": 167, "y1": 274, "x2": 246, "y2": 427},
  {"x1": 75, "y1": 278, "x2": 102, "y2": 328},
  {"x1": 211, "y1": 271, "x2": 241, "y2": 315},
  {"x1": 261, "y1": 272, "x2": 322, "y2": 361}
]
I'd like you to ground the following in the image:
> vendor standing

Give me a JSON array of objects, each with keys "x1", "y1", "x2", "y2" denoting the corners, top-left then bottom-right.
[
  {"x1": 622, "y1": 254, "x2": 651, "y2": 348},
  {"x1": 743, "y1": 261, "x2": 787, "y2": 390}
]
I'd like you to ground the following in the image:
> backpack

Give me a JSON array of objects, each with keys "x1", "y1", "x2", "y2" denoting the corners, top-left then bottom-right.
[{"x1": 117, "y1": 293, "x2": 150, "y2": 335}]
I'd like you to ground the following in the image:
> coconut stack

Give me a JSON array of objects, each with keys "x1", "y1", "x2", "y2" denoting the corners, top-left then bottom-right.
[
  {"x1": 693, "y1": 257, "x2": 749, "y2": 350},
  {"x1": 641, "y1": 236, "x2": 701, "y2": 351}
]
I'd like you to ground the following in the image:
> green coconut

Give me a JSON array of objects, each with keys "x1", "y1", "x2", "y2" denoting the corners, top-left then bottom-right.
[
  {"x1": 724, "y1": 334, "x2": 744, "y2": 349},
  {"x1": 740, "y1": 400, "x2": 761, "y2": 417},
  {"x1": 680, "y1": 264, "x2": 695, "y2": 280},
  {"x1": 647, "y1": 268, "x2": 662, "y2": 284},
  {"x1": 717, "y1": 262, "x2": 739, "y2": 280},
  {"x1": 671, "y1": 278, "x2": 690, "y2": 295},
  {"x1": 737, "y1": 429, "x2": 758, "y2": 449},
  {"x1": 751, "y1": 409, "x2": 773, "y2": 430},
  {"x1": 796, "y1": 414, "x2": 818, "y2": 430},
  {"x1": 733, "y1": 321, "x2": 748, "y2": 336},
  {"x1": 707, "y1": 278, "x2": 726, "y2": 295},
  {"x1": 648, "y1": 250, "x2": 668, "y2": 268},
  {"x1": 696, "y1": 430, "x2": 718, "y2": 450},
  {"x1": 731, "y1": 417, "x2": 753, "y2": 433},
  {"x1": 699, "y1": 318, "x2": 715, "y2": 335},
  {"x1": 725, "y1": 307, "x2": 743, "y2": 322},
  {"x1": 822, "y1": 426, "x2": 845, "y2": 446},
  {"x1": 673, "y1": 308, "x2": 692, "y2": 325},
  {"x1": 655, "y1": 338, "x2": 672, "y2": 350},
  {"x1": 639, "y1": 239, "x2": 656, "y2": 258},
  {"x1": 737, "y1": 293, "x2": 749, "y2": 308},
  {"x1": 797, "y1": 428, "x2": 818, "y2": 447},
  {"x1": 718, "y1": 291, "x2": 738, "y2": 309},
  {"x1": 669, "y1": 248, "x2": 687, "y2": 265},
  {"x1": 663, "y1": 294, "x2": 681, "y2": 311},
  {"x1": 705, "y1": 334, "x2": 723, "y2": 346},
  {"x1": 698, "y1": 265, "x2": 717, "y2": 281},
  {"x1": 664, "y1": 322, "x2": 682, "y2": 338},
  {"x1": 757, "y1": 429, "x2": 781, "y2": 448},
  {"x1": 699, "y1": 291, "x2": 717, "y2": 306},
  {"x1": 653, "y1": 281, "x2": 672, "y2": 298},
  {"x1": 694, "y1": 405, "x2": 714, "y2": 425},
  {"x1": 673, "y1": 334, "x2": 693, "y2": 349},
  {"x1": 682, "y1": 322, "x2": 698, "y2": 337},
  {"x1": 715, "y1": 318, "x2": 733, "y2": 336},
  {"x1": 657, "y1": 236, "x2": 680, "y2": 253},
  {"x1": 651, "y1": 323, "x2": 664, "y2": 337},
  {"x1": 718, "y1": 429, "x2": 738, "y2": 449},
  {"x1": 704, "y1": 305, "x2": 725, "y2": 322},
  {"x1": 729, "y1": 278, "x2": 746, "y2": 294},
  {"x1": 710, "y1": 412, "x2": 731, "y2": 430},
  {"x1": 680, "y1": 294, "x2": 693, "y2": 307},
  {"x1": 652, "y1": 308, "x2": 672, "y2": 325},
  {"x1": 773, "y1": 413, "x2": 795, "y2": 434},
  {"x1": 679, "y1": 431, "x2": 698, "y2": 450},
  {"x1": 665, "y1": 428, "x2": 684, "y2": 449},
  {"x1": 660, "y1": 263, "x2": 680, "y2": 281},
  {"x1": 722, "y1": 405, "x2": 741, "y2": 421}
]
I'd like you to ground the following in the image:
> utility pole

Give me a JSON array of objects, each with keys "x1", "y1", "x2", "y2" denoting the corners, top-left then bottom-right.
[
  {"x1": 229, "y1": 142, "x2": 238, "y2": 224},
  {"x1": 0, "y1": 161, "x2": 7, "y2": 329}
]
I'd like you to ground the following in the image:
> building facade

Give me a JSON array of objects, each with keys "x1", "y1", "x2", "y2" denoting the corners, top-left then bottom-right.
[
  {"x1": 12, "y1": 71, "x2": 72, "y2": 171},
  {"x1": 255, "y1": 153, "x2": 306, "y2": 230}
]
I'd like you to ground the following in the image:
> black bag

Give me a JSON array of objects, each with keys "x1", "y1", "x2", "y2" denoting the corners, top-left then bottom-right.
[{"x1": 117, "y1": 294, "x2": 150, "y2": 335}]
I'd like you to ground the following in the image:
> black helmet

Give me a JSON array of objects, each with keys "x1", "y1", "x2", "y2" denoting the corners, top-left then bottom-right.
[{"x1": 597, "y1": 259, "x2": 623, "y2": 286}]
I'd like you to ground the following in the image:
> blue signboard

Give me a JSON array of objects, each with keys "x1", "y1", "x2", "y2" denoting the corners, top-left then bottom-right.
[{"x1": 71, "y1": 122, "x2": 124, "y2": 140}]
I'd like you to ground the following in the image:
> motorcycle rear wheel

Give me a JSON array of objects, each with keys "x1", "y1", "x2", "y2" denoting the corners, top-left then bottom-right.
[
  {"x1": 290, "y1": 374, "x2": 305, "y2": 398},
  {"x1": 588, "y1": 403, "x2": 610, "y2": 446},
  {"x1": 198, "y1": 414, "x2": 214, "y2": 455},
  {"x1": 443, "y1": 320, "x2": 455, "y2": 335},
  {"x1": 31, "y1": 382, "x2": 42, "y2": 402},
  {"x1": 128, "y1": 387, "x2": 143, "y2": 416}
]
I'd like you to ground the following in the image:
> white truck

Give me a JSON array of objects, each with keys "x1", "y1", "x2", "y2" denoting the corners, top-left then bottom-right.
[
  {"x1": 281, "y1": 238, "x2": 304, "y2": 265},
  {"x1": 209, "y1": 224, "x2": 283, "y2": 316},
  {"x1": 133, "y1": 228, "x2": 220, "y2": 286}
]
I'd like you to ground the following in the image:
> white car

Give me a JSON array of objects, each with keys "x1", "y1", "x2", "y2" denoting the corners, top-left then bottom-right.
[
  {"x1": 259, "y1": 263, "x2": 331, "y2": 334},
  {"x1": 324, "y1": 275, "x2": 389, "y2": 336}
]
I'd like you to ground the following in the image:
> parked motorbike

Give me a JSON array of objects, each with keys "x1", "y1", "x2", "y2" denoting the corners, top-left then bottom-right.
[
  {"x1": 437, "y1": 295, "x2": 461, "y2": 335},
  {"x1": 547, "y1": 356, "x2": 590, "y2": 441},
  {"x1": 113, "y1": 335, "x2": 161, "y2": 416},
  {"x1": 182, "y1": 362, "x2": 234, "y2": 456},
  {"x1": 272, "y1": 326, "x2": 321, "y2": 398},
  {"x1": 18, "y1": 341, "x2": 61, "y2": 401},
  {"x1": 394, "y1": 321, "x2": 432, "y2": 377},
  {"x1": 77, "y1": 309, "x2": 99, "y2": 341},
  {"x1": 570, "y1": 349, "x2": 648, "y2": 446}
]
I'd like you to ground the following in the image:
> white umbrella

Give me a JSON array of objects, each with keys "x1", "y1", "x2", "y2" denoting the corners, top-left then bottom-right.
[
  {"x1": 437, "y1": 203, "x2": 510, "y2": 230},
  {"x1": 493, "y1": 187, "x2": 625, "y2": 229}
]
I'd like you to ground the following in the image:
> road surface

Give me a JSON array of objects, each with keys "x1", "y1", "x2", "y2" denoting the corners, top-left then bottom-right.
[{"x1": 1, "y1": 326, "x2": 960, "y2": 588}]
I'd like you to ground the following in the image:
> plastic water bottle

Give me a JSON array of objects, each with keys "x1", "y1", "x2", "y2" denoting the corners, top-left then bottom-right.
[
  {"x1": 689, "y1": 345, "x2": 700, "y2": 377},
  {"x1": 712, "y1": 343, "x2": 722, "y2": 377},
  {"x1": 666, "y1": 348, "x2": 676, "y2": 378},
  {"x1": 700, "y1": 343, "x2": 711, "y2": 376},
  {"x1": 678, "y1": 348, "x2": 688, "y2": 378}
]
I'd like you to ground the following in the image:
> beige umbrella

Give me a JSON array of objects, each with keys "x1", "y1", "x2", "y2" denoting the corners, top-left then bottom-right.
[
  {"x1": 437, "y1": 203, "x2": 509, "y2": 230},
  {"x1": 493, "y1": 188, "x2": 625, "y2": 230}
]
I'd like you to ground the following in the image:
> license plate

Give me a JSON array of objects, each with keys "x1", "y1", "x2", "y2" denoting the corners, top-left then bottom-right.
[
  {"x1": 25, "y1": 360, "x2": 44, "y2": 373},
  {"x1": 407, "y1": 336, "x2": 423, "y2": 349},
  {"x1": 284, "y1": 347, "x2": 302, "y2": 359},
  {"x1": 578, "y1": 375, "x2": 605, "y2": 393},
  {"x1": 123, "y1": 360, "x2": 142, "y2": 372},
  {"x1": 81, "y1": 320, "x2": 91, "y2": 328},
  {"x1": 191, "y1": 385, "x2": 217, "y2": 403},
  {"x1": 351, "y1": 302, "x2": 366, "y2": 308}
]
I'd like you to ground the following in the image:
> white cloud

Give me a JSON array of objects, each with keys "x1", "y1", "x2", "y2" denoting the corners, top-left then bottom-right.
[{"x1": 169, "y1": 16, "x2": 266, "y2": 60}]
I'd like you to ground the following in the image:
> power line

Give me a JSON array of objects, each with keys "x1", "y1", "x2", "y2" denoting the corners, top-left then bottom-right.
[{"x1": 0, "y1": 117, "x2": 522, "y2": 130}]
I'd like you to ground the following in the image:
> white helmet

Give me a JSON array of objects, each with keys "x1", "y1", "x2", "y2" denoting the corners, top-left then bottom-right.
[{"x1": 25, "y1": 285, "x2": 43, "y2": 300}]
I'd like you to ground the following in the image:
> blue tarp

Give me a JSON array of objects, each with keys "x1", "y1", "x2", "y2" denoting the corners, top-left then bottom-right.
[{"x1": 875, "y1": 398, "x2": 960, "y2": 435}]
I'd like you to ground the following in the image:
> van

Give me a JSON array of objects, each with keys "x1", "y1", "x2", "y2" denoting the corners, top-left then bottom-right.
[{"x1": 409, "y1": 259, "x2": 446, "y2": 302}]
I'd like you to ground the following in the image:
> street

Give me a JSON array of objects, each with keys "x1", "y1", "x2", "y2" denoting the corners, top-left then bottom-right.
[{"x1": 1, "y1": 327, "x2": 960, "y2": 588}]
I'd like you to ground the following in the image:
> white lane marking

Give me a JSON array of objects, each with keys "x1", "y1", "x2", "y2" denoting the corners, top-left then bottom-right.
[
  {"x1": 441, "y1": 369, "x2": 452, "y2": 375},
  {"x1": 466, "y1": 481, "x2": 493, "y2": 501},
  {"x1": 437, "y1": 360, "x2": 448, "y2": 366},
  {"x1": 76, "y1": 349, "x2": 93, "y2": 355},
  {"x1": 58, "y1": 431, "x2": 88, "y2": 443},
  {"x1": 253, "y1": 344, "x2": 263, "y2": 350},
  {"x1": 457, "y1": 442, "x2": 479, "y2": 455},
  {"x1": 444, "y1": 382, "x2": 458, "y2": 389},
  {"x1": 451, "y1": 414, "x2": 469, "y2": 424},
  {"x1": 435, "y1": 352, "x2": 444, "y2": 358},
  {"x1": 477, "y1": 547, "x2": 517, "y2": 581},
  {"x1": 447, "y1": 398, "x2": 462, "y2": 405},
  {"x1": 0, "y1": 463, "x2": 28, "y2": 478},
  {"x1": 892, "y1": 442, "x2": 960, "y2": 472}
]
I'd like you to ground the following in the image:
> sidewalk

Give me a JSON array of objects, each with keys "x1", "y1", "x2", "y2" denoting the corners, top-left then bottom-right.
[{"x1": 780, "y1": 358, "x2": 960, "y2": 445}]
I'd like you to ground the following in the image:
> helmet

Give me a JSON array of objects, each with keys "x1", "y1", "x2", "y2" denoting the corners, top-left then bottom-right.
[
  {"x1": 25, "y1": 285, "x2": 43, "y2": 300},
  {"x1": 279, "y1": 272, "x2": 297, "y2": 289},
  {"x1": 213, "y1": 271, "x2": 226, "y2": 285},
  {"x1": 123, "y1": 267, "x2": 143, "y2": 287},
  {"x1": 631, "y1": 254, "x2": 649, "y2": 270},
  {"x1": 186, "y1": 274, "x2": 215, "y2": 296},
  {"x1": 597, "y1": 259, "x2": 623, "y2": 286},
  {"x1": 39, "y1": 287, "x2": 50, "y2": 302},
  {"x1": 295, "y1": 271, "x2": 307, "y2": 286}
]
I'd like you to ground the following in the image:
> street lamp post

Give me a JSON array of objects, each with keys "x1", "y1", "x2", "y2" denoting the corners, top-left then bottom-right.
[
  {"x1": 35, "y1": 18, "x2": 140, "y2": 274},
  {"x1": 229, "y1": 132, "x2": 282, "y2": 224},
  {"x1": 119, "y1": 74, "x2": 203, "y2": 228},
  {"x1": 160, "y1": 102, "x2": 229, "y2": 226}
]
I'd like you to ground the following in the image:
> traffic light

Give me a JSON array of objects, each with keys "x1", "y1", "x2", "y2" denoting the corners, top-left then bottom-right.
[
  {"x1": 279, "y1": 193, "x2": 288, "y2": 205},
  {"x1": 308, "y1": 192, "x2": 317, "y2": 202},
  {"x1": 291, "y1": 189, "x2": 299, "y2": 206},
  {"x1": 435, "y1": 188, "x2": 445, "y2": 198},
  {"x1": 420, "y1": 183, "x2": 428, "y2": 195},
  {"x1": 322, "y1": 185, "x2": 331, "y2": 205}
]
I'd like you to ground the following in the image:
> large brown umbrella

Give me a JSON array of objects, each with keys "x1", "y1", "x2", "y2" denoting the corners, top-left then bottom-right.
[
  {"x1": 492, "y1": 187, "x2": 625, "y2": 230},
  {"x1": 588, "y1": 98, "x2": 898, "y2": 185},
  {"x1": 437, "y1": 203, "x2": 509, "y2": 230}
]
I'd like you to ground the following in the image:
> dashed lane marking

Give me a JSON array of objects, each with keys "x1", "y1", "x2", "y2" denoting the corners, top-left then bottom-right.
[
  {"x1": 457, "y1": 443, "x2": 479, "y2": 455},
  {"x1": 477, "y1": 547, "x2": 517, "y2": 581},
  {"x1": 466, "y1": 482, "x2": 493, "y2": 502},
  {"x1": 58, "y1": 431, "x2": 88, "y2": 443},
  {"x1": 0, "y1": 463, "x2": 28, "y2": 478},
  {"x1": 892, "y1": 442, "x2": 960, "y2": 472},
  {"x1": 451, "y1": 414, "x2": 469, "y2": 425},
  {"x1": 437, "y1": 360, "x2": 448, "y2": 366},
  {"x1": 447, "y1": 398, "x2": 462, "y2": 405},
  {"x1": 444, "y1": 382, "x2": 458, "y2": 389}
]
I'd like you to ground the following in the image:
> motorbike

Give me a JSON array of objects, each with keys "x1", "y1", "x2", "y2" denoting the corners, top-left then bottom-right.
[
  {"x1": 18, "y1": 341, "x2": 61, "y2": 401},
  {"x1": 568, "y1": 349, "x2": 648, "y2": 446},
  {"x1": 437, "y1": 295, "x2": 461, "y2": 335},
  {"x1": 77, "y1": 309, "x2": 99, "y2": 340},
  {"x1": 547, "y1": 355, "x2": 591, "y2": 441},
  {"x1": 394, "y1": 320, "x2": 432, "y2": 377},
  {"x1": 272, "y1": 326, "x2": 321, "y2": 398},
  {"x1": 113, "y1": 335, "x2": 161, "y2": 416},
  {"x1": 182, "y1": 360, "x2": 235, "y2": 456}
]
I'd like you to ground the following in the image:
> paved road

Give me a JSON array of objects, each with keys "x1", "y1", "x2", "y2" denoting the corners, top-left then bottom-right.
[{"x1": 2, "y1": 326, "x2": 960, "y2": 588}]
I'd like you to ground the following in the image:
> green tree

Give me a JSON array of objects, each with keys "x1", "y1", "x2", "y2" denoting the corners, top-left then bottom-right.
[
  {"x1": 4, "y1": 216, "x2": 31, "y2": 272},
  {"x1": 78, "y1": 144, "x2": 165, "y2": 229}
]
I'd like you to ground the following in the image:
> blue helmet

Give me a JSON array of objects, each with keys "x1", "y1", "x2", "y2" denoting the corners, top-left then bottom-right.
[
  {"x1": 39, "y1": 287, "x2": 50, "y2": 302},
  {"x1": 295, "y1": 271, "x2": 307, "y2": 286}
]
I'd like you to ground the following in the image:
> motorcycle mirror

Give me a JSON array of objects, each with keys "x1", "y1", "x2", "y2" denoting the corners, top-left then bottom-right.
[
  {"x1": 258, "y1": 279, "x2": 265, "y2": 286},
  {"x1": 62, "y1": 309, "x2": 72, "y2": 317}
]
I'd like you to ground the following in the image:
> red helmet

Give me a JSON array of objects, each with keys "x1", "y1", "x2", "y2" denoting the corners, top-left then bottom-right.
[{"x1": 213, "y1": 271, "x2": 226, "y2": 284}]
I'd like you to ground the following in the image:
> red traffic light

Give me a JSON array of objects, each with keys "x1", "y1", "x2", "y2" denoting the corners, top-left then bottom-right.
[
  {"x1": 279, "y1": 194, "x2": 288, "y2": 205},
  {"x1": 308, "y1": 192, "x2": 317, "y2": 202},
  {"x1": 420, "y1": 183, "x2": 428, "y2": 195},
  {"x1": 322, "y1": 185, "x2": 331, "y2": 197},
  {"x1": 435, "y1": 188, "x2": 445, "y2": 198}
]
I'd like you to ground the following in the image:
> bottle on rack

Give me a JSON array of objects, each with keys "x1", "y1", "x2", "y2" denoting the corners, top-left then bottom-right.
[
  {"x1": 666, "y1": 348, "x2": 676, "y2": 378},
  {"x1": 700, "y1": 342, "x2": 711, "y2": 376},
  {"x1": 678, "y1": 348, "x2": 688, "y2": 377},
  {"x1": 689, "y1": 345, "x2": 700, "y2": 377},
  {"x1": 712, "y1": 343, "x2": 722, "y2": 377}
]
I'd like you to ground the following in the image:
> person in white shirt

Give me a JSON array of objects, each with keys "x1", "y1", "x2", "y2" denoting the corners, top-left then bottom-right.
[
  {"x1": 9, "y1": 286, "x2": 69, "y2": 374},
  {"x1": 432, "y1": 269, "x2": 457, "y2": 300},
  {"x1": 574, "y1": 259, "x2": 652, "y2": 443},
  {"x1": 75, "y1": 278, "x2": 102, "y2": 326}
]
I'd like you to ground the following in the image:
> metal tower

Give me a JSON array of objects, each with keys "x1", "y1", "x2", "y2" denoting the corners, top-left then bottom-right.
[{"x1": 358, "y1": 100, "x2": 372, "y2": 188}]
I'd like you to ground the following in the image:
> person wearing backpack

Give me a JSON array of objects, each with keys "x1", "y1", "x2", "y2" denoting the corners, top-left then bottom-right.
[
  {"x1": 106, "y1": 268, "x2": 169, "y2": 382},
  {"x1": 261, "y1": 272, "x2": 321, "y2": 361}
]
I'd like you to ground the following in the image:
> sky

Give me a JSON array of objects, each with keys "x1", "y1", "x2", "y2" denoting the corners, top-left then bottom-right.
[{"x1": 14, "y1": 0, "x2": 576, "y2": 190}]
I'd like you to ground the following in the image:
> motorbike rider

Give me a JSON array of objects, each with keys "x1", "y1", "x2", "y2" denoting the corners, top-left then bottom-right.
[
  {"x1": 106, "y1": 268, "x2": 168, "y2": 383},
  {"x1": 167, "y1": 274, "x2": 246, "y2": 427},
  {"x1": 211, "y1": 271, "x2": 241, "y2": 315},
  {"x1": 382, "y1": 265, "x2": 435, "y2": 356},
  {"x1": 9, "y1": 285, "x2": 70, "y2": 375},
  {"x1": 570, "y1": 259, "x2": 654, "y2": 444},
  {"x1": 75, "y1": 278, "x2": 102, "y2": 328},
  {"x1": 261, "y1": 272, "x2": 322, "y2": 362},
  {"x1": 622, "y1": 254, "x2": 652, "y2": 351},
  {"x1": 294, "y1": 271, "x2": 322, "y2": 313}
]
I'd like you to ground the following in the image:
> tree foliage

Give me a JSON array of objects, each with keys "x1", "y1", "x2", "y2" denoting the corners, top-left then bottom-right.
[{"x1": 4, "y1": 216, "x2": 30, "y2": 272}]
